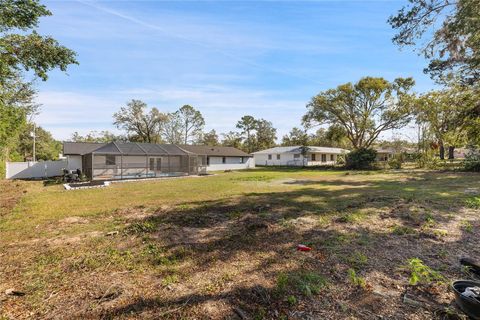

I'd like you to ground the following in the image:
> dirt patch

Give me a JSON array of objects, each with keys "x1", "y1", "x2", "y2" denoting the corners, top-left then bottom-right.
[{"x1": 0, "y1": 180, "x2": 29, "y2": 216}]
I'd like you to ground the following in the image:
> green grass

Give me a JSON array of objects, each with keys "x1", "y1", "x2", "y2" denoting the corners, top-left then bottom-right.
[{"x1": 1, "y1": 168, "x2": 479, "y2": 318}]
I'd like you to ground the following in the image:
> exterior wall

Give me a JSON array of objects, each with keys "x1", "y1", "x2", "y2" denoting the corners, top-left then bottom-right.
[
  {"x1": 207, "y1": 157, "x2": 254, "y2": 171},
  {"x1": 254, "y1": 153, "x2": 302, "y2": 166},
  {"x1": 6, "y1": 160, "x2": 67, "y2": 179},
  {"x1": 254, "y1": 152, "x2": 342, "y2": 166},
  {"x1": 376, "y1": 153, "x2": 393, "y2": 162},
  {"x1": 66, "y1": 155, "x2": 82, "y2": 171}
]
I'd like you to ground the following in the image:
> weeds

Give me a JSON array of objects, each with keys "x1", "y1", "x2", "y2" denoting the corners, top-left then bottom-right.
[
  {"x1": 347, "y1": 251, "x2": 368, "y2": 271},
  {"x1": 348, "y1": 268, "x2": 367, "y2": 289},
  {"x1": 465, "y1": 197, "x2": 480, "y2": 209},
  {"x1": 461, "y1": 220, "x2": 474, "y2": 233},
  {"x1": 391, "y1": 225, "x2": 416, "y2": 235},
  {"x1": 406, "y1": 258, "x2": 444, "y2": 285},
  {"x1": 276, "y1": 271, "x2": 327, "y2": 297}
]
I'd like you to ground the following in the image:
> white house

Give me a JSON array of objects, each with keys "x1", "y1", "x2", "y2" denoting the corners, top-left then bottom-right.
[
  {"x1": 252, "y1": 146, "x2": 349, "y2": 166},
  {"x1": 181, "y1": 145, "x2": 254, "y2": 171}
]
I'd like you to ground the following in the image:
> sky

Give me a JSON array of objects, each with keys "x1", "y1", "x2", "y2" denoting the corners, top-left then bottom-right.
[{"x1": 34, "y1": 0, "x2": 435, "y2": 142}]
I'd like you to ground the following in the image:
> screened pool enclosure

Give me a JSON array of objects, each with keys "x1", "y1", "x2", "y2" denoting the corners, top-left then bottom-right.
[{"x1": 82, "y1": 142, "x2": 207, "y2": 180}]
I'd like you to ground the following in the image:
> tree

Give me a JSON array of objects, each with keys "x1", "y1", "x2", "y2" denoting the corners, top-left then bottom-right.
[
  {"x1": 221, "y1": 131, "x2": 243, "y2": 150},
  {"x1": 236, "y1": 115, "x2": 257, "y2": 153},
  {"x1": 174, "y1": 105, "x2": 205, "y2": 145},
  {"x1": 198, "y1": 129, "x2": 219, "y2": 146},
  {"x1": 162, "y1": 112, "x2": 184, "y2": 144},
  {"x1": 255, "y1": 119, "x2": 277, "y2": 151},
  {"x1": 113, "y1": 100, "x2": 168, "y2": 143},
  {"x1": 70, "y1": 130, "x2": 125, "y2": 143},
  {"x1": 15, "y1": 123, "x2": 61, "y2": 161},
  {"x1": 389, "y1": 0, "x2": 480, "y2": 84},
  {"x1": 0, "y1": 0, "x2": 78, "y2": 82},
  {"x1": 0, "y1": 0, "x2": 77, "y2": 175},
  {"x1": 282, "y1": 127, "x2": 309, "y2": 146},
  {"x1": 307, "y1": 125, "x2": 350, "y2": 149},
  {"x1": 0, "y1": 74, "x2": 38, "y2": 176},
  {"x1": 303, "y1": 77, "x2": 415, "y2": 150},
  {"x1": 414, "y1": 85, "x2": 477, "y2": 159}
]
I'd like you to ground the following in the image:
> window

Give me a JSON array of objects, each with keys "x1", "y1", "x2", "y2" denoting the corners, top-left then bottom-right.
[
  {"x1": 311, "y1": 154, "x2": 316, "y2": 161},
  {"x1": 268, "y1": 154, "x2": 272, "y2": 160},
  {"x1": 156, "y1": 158, "x2": 162, "y2": 171},
  {"x1": 222, "y1": 156, "x2": 226, "y2": 164},
  {"x1": 321, "y1": 154, "x2": 327, "y2": 162},
  {"x1": 294, "y1": 154, "x2": 300, "y2": 159},
  {"x1": 207, "y1": 157, "x2": 210, "y2": 165},
  {"x1": 149, "y1": 158, "x2": 155, "y2": 171},
  {"x1": 240, "y1": 157, "x2": 244, "y2": 164},
  {"x1": 276, "y1": 154, "x2": 281, "y2": 160},
  {"x1": 330, "y1": 154, "x2": 335, "y2": 161},
  {"x1": 106, "y1": 155, "x2": 116, "y2": 165}
]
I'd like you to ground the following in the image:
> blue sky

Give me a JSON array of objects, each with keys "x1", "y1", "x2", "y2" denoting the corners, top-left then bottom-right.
[{"x1": 35, "y1": 0, "x2": 434, "y2": 142}]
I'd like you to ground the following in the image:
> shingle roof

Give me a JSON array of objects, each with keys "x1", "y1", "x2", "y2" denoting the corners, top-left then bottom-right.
[
  {"x1": 63, "y1": 142, "x2": 107, "y2": 155},
  {"x1": 180, "y1": 145, "x2": 251, "y2": 157},
  {"x1": 252, "y1": 146, "x2": 349, "y2": 155}
]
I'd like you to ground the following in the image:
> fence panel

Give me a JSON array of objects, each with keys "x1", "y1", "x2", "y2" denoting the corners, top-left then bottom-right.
[{"x1": 6, "y1": 160, "x2": 67, "y2": 179}]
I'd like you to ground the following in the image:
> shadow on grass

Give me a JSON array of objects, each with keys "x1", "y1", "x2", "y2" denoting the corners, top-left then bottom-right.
[{"x1": 93, "y1": 172, "x2": 480, "y2": 318}]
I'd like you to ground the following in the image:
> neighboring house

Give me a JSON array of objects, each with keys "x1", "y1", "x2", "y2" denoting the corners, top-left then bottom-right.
[
  {"x1": 252, "y1": 146, "x2": 349, "y2": 166},
  {"x1": 181, "y1": 145, "x2": 254, "y2": 171},
  {"x1": 375, "y1": 148, "x2": 395, "y2": 162}
]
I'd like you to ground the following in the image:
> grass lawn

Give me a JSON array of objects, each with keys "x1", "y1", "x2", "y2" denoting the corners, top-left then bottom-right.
[{"x1": 1, "y1": 168, "x2": 479, "y2": 319}]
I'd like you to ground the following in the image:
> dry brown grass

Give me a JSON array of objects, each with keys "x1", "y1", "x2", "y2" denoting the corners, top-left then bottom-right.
[{"x1": 1, "y1": 169, "x2": 479, "y2": 319}]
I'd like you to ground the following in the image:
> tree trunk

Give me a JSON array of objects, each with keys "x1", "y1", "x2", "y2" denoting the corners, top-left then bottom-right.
[
  {"x1": 439, "y1": 142, "x2": 445, "y2": 160},
  {"x1": 448, "y1": 146, "x2": 455, "y2": 160}
]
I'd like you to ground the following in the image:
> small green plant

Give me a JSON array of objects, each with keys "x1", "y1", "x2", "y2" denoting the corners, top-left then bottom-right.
[
  {"x1": 348, "y1": 268, "x2": 367, "y2": 289},
  {"x1": 391, "y1": 225, "x2": 416, "y2": 235},
  {"x1": 126, "y1": 221, "x2": 157, "y2": 234},
  {"x1": 287, "y1": 295, "x2": 297, "y2": 305},
  {"x1": 276, "y1": 271, "x2": 327, "y2": 297},
  {"x1": 406, "y1": 258, "x2": 444, "y2": 285},
  {"x1": 347, "y1": 251, "x2": 368, "y2": 270},
  {"x1": 461, "y1": 220, "x2": 474, "y2": 233},
  {"x1": 465, "y1": 197, "x2": 480, "y2": 209}
]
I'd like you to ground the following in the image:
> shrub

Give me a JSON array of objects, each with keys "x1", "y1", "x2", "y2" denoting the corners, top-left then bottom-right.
[
  {"x1": 388, "y1": 156, "x2": 402, "y2": 169},
  {"x1": 463, "y1": 148, "x2": 480, "y2": 172},
  {"x1": 345, "y1": 148, "x2": 377, "y2": 170}
]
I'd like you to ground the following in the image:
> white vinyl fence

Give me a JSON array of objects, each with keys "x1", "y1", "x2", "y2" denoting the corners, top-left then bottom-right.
[{"x1": 6, "y1": 160, "x2": 67, "y2": 179}]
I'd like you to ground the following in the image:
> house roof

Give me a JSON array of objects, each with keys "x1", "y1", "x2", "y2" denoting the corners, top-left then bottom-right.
[
  {"x1": 180, "y1": 145, "x2": 251, "y2": 157},
  {"x1": 63, "y1": 142, "x2": 195, "y2": 156},
  {"x1": 90, "y1": 142, "x2": 194, "y2": 156},
  {"x1": 252, "y1": 146, "x2": 349, "y2": 155},
  {"x1": 63, "y1": 142, "x2": 107, "y2": 155}
]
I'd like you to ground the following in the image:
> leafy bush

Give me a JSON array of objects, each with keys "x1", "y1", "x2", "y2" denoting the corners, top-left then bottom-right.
[
  {"x1": 463, "y1": 148, "x2": 480, "y2": 172},
  {"x1": 388, "y1": 156, "x2": 402, "y2": 169},
  {"x1": 416, "y1": 152, "x2": 440, "y2": 169},
  {"x1": 345, "y1": 148, "x2": 377, "y2": 170}
]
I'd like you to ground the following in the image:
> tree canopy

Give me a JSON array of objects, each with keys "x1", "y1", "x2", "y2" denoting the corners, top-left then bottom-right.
[
  {"x1": 113, "y1": 100, "x2": 168, "y2": 143},
  {"x1": 389, "y1": 0, "x2": 480, "y2": 84},
  {"x1": 0, "y1": 0, "x2": 78, "y2": 82},
  {"x1": 303, "y1": 77, "x2": 415, "y2": 150}
]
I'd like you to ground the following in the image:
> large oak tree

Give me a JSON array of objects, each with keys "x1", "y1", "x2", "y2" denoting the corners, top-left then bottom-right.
[{"x1": 303, "y1": 77, "x2": 415, "y2": 150}]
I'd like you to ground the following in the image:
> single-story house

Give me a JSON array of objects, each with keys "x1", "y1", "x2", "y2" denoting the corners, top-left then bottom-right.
[
  {"x1": 180, "y1": 145, "x2": 254, "y2": 171},
  {"x1": 375, "y1": 148, "x2": 395, "y2": 162},
  {"x1": 63, "y1": 142, "x2": 252, "y2": 180},
  {"x1": 63, "y1": 141, "x2": 204, "y2": 180},
  {"x1": 252, "y1": 146, "x2": 349, "y2": 166}
]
